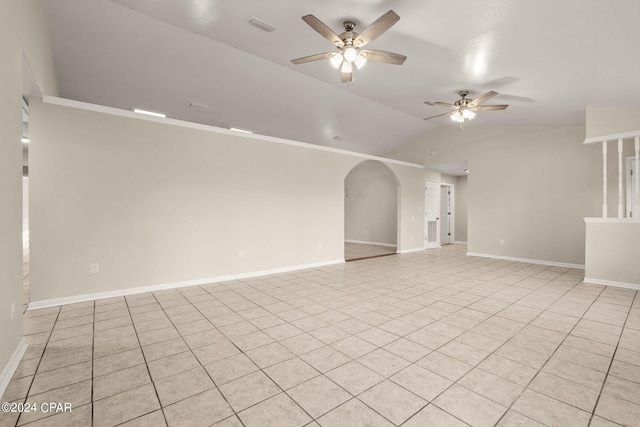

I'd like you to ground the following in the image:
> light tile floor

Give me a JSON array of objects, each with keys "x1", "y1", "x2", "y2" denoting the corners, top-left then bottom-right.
[{"x1": 2, "y1": 245, "x2": 640, "y2": 427}]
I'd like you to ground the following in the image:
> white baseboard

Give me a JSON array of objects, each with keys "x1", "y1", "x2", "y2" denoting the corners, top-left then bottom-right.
[
  {"x1": 583, "y1": 277, "x2": 640, "y2": 291},
  {"x1": 28, "y1": 259, "x2": 345, "y2": 310},
  {"x1": 345, "y1": 239, "x2": 397, "y2": 248},
  {"x1": 398, "y1": 247, "x2": 425, "y2": 254},
  {"x1": 466, "y1": 252, "x2": 585, "y2": 270},
  {"x1": 0, "y1": 338, "x2": 27, "y2": 400}
]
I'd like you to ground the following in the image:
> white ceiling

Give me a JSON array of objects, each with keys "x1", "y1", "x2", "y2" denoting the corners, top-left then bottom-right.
[{"x1": 45, "y1": 0, "x2": 640, "y2": 156}]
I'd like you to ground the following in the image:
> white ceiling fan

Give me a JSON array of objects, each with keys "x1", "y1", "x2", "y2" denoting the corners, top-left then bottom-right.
[{"x1": 291, "y1": 10, "x2": 407, "y2": 83}]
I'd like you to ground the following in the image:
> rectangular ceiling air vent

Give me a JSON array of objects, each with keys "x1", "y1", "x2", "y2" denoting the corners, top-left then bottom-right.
[{"x1": 247, "y1": 16, "x2": 277, "y2": 33}]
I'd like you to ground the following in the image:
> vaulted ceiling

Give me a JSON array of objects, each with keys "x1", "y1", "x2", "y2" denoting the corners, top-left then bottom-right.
[{"x1": 45, "y1": 0, "x2": 640, "y2": 156}]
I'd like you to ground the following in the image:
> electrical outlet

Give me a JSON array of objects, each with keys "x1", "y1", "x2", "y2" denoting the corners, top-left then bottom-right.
[
  {"x1": 499, "y1": 240, "x2": 505, "y2": 246},
  {"x1": 91, "y1": 263, "x2": 100, "y2": 274}
]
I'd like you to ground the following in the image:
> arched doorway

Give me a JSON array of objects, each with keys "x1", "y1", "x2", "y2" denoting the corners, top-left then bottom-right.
[{"x1": 344, "y1": 160, "x2": 399, "y2": 261}]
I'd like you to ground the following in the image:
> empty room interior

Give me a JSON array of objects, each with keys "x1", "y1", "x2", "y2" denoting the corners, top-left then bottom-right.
[{"x1": 2, "y1": 1, "x2": 640, "y2": 426}]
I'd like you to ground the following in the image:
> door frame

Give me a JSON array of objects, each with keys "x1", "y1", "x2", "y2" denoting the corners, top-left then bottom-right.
[
  {"x1": 440, "y1": 183, "x2": 455, "y2": 244},
  {"x1": 424, "y1": 180, "x2": 440, "y2": 249}
]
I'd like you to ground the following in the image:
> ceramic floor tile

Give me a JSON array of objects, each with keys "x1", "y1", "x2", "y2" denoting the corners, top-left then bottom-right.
[
  {"x1": 147, "y1": 351, "x2": 200, "y2": 381},
  {"x1": 331, "y1": 336, "x2": 377, "y2": 359},
  {"x1": 416, "y1": 351, "x2": 473, "y2": 382},
  {"x1": 383, "y1": 338, "x2": 432, "y2": 362},
  {"x1": 495, "y1": 411, "x2": 546, "y2": 427},
  {"x1": 299, "y1": 346, "x2": 351, "y2": 373},
  {"x1": 477, "y1": 354, "x2": 537, "y2": 387},
  {"x1": 192, "y1": 337, "x2": 241, "y2": 365},
  {"x1": 528, "y1": 371, "x2": 600, "y2": 412},
  {"x1": 307, "y1": 325, "x2": 351, "y2": 344},
  {"x1": 601, "y1": 374, "x2": 640, "y2": 404},
  {"x1": 438, "y1": 340, "x2": 490, "y2": 366},
  {"x1": 280, "y1": 333, "x2": 325, "y2": 355},
  {"x1": 403, "y1": 404, "x2": 470, "y2": 427},
  {"x1": 316, "y1": 398, "x2": 394, "y2": 427},
  {"x1": 93, "y1": 364, "x2": 151, "y2": 401},
  {"x1": 118, "y1": 410, "x2": 166, "y2": 427},
  {"x1": 359, "y1": 379, "x2": 427, "y2": 425},
  {"x1": 542, "y1": 357, "x2": 607, "y2": 390},
  {"x1": 263, "y1": 357, "x2": 319, "y2": 390},
  {"x1": 205, "y1": 353, "x2": 260, "y2": 385},
  {"x1": 245, "y1": 342, "x2": 295, "y2": 368},
  {"x1": 238, "y1": 392, "x2": 311, "y2": 427},
  {"x1": 30, "y1": 361, "x2": 92, "y2": 395},
  {"x1": 511, "y1": 389, "x2": 591, "y2": 427},
  {"x1": 218, "y1": 370, "x2": 281, "y2": 411},
  {"x1": 390, "y1": 363, "x2": 452, "y2": 401},
  {"x1": 11, "y1": 246, "x2": 639, "y2": 427},
  {"x1": 325, "y1": 360, "x2": 384, "y2": 395},
  {"x1": 288, "y1": 375, "x2": 351, "y2": 418},
  {"x1": 433, "y1": 384, "x2": 507, "y2": 427},
  {"x1": 163, "y1": 388, "x2": 233, "y2": 427},
  {"x1": 154, "y1": 366, "x2": 215, "y2": 406},
  {"x1": 457, "y1": 368, "x2": 524, "y2": 407},
  {"x1": 357, "y1": 348, "x2": 410, "y2": 377},
  {"x1": 93, "y1": 384, "x2": 160, "y2": 427},
  {"x1": 356, "y1": 327, "x2": 399, "y2": 347}
]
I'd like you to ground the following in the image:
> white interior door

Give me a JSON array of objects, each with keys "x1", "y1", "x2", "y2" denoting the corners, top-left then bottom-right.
[
  {"x1": 440, "y1": 186, "x2": 451, "y2": 244},
  {"x1": 425, "y1": 181, "x2": 440, "y2": 249}
]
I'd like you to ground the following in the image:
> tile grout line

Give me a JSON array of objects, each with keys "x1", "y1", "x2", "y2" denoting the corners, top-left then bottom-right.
[
  {"x1": 398, "y1": 266, "x2": 584, "y2": 426},
  {"x1": 586, "y1": 289, "x2": 637, "y2": 427},
  {"x1": 13, "y1": 305, "x2": 62, "y2": 427},
  {"x1": 122, "y1": 294, "x2": 170, "y2": 427},
  {"x1": 492, "y1": 280, "x2": 617, "y2": 426}
]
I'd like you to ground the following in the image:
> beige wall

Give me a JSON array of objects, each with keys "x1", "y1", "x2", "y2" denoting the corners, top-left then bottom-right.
[
  {"x1": 345, "y1": 161, "x2": 398, "y2": 246},
  {"x1": 455, "y1": 175, "x2": 468, "y2": 242},
  {"x1": 0, "y1": 0, "x2": 57, "y2": 385},
  {"x1": 586, "y1": 108, "x2": 640, "y2": 139},
  {"x1": 29, "y1": 98, "x2": 425, "y2": 303},
  {"x1": 388, "y1": 125, "x2": 600, "y2": 266},
  {"x1": 585, "y1": 220, "x2": 640, "y2": 286}
]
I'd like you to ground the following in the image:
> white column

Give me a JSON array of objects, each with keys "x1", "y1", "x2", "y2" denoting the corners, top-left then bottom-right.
[
  {"x1": 618, "y1": 138, "x2": 624, "y2": 218},
  {"x1": 635, "y1": 136, "x2": 640, "y2": 218},
  {"x1": 603, "y1": 140, "x2": 608, "y2": 218}
]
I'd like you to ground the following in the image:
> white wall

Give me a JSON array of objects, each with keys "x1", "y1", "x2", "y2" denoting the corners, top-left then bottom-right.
[
  {"x1": 388, "y1": 125, "x2": 599, "y2": 266},
  {"x1": 0, "y1": 0, "x2": 57, "y2": 391},
  {"x1": 455, "y1": 175, "x2": 468, "y2": 242},
  {"x1": 345, "y1": 160, "x2": 398, "y2": 246},
  {"x1": 29, "y1": 98, "x2": 425, "y2": 304}
]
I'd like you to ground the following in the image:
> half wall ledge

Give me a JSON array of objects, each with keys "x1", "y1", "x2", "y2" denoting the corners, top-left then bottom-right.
[{"x1": 584, "y1": 218, "x2": 640, "y2": 290}]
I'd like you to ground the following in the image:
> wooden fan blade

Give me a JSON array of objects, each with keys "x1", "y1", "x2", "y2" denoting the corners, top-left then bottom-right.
[
  {"x1": 291, "y1": 52, "x2": 336, "y2": 65},
  {"x1": 302, "y1": 15, "x2": 344, "y2": 47},
  {"x1": 359, "y1": 49, "x2": 406, "y2": 65},
  {"x1": 433, "y1": 101, "x2": 458, "y2": 109},
  {"x1": 354, "y1": 10, "x2": 400, "y2": 47},
  {"x1": 424, "y1": 112, "x2": 453, "y2": 120},
  {"x1": 341, "y1": 72, "x2": 353, "y2": 83},
  {"x1": 468, "y1": 91, "x2": 498, "y2": 107},
  {"x1": 473, "y1": 104, "x2": 509, "y2": 111}
]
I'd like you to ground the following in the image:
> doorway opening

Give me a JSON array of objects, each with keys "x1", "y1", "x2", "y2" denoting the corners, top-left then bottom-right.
[
  {"x1": 344, "y1": 160, "x2": 399, "y2": 261},
  {"x1": 440, "y1": 183, "x2": 454, "y2": 245},
  {"x1": 22, "y1": 55, "x2": 41, "y2": 312}
]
